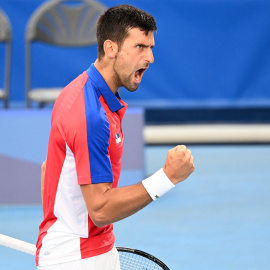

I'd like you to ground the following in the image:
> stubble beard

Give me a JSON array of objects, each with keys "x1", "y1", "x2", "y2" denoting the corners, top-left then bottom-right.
[{"x1": 113, "y1": 64, "x2": 140, "y2": 93}]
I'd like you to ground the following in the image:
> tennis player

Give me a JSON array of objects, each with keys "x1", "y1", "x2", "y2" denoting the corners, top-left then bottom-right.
[{"x1": 36, "y1": 4, "x2": 195, "y2": 270}]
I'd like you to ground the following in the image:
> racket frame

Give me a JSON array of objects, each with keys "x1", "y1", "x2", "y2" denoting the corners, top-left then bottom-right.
[{"x1": 117, "y1": 246, "x2": 170, "y2": 270}]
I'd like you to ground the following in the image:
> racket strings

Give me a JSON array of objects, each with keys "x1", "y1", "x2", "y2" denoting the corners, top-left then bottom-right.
[{"x1": 119, "y1": 252, "x2": 164, "y2": 270}]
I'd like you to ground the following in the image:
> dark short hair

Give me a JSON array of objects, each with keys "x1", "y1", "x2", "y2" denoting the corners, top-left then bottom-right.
[{"x1": 96, "y1": 4, "x2": 157, "y2": 59}]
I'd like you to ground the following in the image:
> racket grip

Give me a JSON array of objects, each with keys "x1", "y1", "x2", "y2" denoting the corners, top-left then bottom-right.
[{"x1": 0, "y1": 233, "x2": 36, "y2": 255}]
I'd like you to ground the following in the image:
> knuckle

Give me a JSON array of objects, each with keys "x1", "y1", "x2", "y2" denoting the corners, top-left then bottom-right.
[{"x1": 179, "y1": 145, "x2": 187, "y2": 151}]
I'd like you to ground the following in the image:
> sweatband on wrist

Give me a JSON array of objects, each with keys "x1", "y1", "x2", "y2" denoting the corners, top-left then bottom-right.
[{"x1": 142, "y1": 168, "x2": 175, "y2": 201}]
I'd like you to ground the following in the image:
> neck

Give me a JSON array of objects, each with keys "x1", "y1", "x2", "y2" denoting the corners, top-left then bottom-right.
[{"x1": 94, "y1": 59, "x2": 119, "y2": 94}]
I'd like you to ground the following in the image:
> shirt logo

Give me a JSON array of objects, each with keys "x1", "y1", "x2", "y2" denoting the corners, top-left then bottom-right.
[{"x1": 115, "y1": 133, "x2": 121, "y2": 144}]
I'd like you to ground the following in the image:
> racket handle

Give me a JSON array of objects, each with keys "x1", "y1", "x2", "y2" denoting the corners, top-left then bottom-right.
[{"x1": 0, "y1": 233, "x2": 36, "y2": 255}]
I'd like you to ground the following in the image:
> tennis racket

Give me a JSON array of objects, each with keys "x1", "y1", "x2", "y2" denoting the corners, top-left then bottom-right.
[
  {"x1": 117, "y1": 247, "x2": 170, "y2": 270},
  {"x1": 0, "y1": 233, "x2": 170, "y2": 269}
]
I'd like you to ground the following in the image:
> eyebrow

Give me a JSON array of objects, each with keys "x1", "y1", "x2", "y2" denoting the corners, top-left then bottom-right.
[{"x1": 137, "y1": 43, "x2": 155, "y2": 49}]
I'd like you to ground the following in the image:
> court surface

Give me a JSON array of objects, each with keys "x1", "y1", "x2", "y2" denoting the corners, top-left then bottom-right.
[{"x1": 0, "y1": 144, "x2": 269, "y2": 270}]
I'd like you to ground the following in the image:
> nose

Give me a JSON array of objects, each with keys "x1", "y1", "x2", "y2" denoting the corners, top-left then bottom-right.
[{"x1": 146, "y1": 48, "x2": 154, "y2": 64}]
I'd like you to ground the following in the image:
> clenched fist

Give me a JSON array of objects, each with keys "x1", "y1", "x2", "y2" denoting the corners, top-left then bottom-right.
[{"x1": 163, "y1": 145, "x2": 195, "y2": 185}]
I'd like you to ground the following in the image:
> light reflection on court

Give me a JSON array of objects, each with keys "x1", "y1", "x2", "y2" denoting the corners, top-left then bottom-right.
[{"x1": 0, "y1": 145, "x2": 270, "y2": 270}]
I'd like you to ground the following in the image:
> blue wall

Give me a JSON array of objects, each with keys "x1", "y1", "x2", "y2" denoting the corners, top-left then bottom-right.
[{"x1": 0, "y1": 0, "x2": 270, "y2": 108}]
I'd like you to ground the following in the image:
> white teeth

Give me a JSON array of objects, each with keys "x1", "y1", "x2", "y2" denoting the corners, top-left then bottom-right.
[{"x1": 135, "y1": 70, "x2": 140, "y2": 80}]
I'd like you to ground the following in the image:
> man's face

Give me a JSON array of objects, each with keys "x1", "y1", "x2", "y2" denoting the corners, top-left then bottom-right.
[{"x1": 113, "y1": 28, "x2": 155, "y2": 92}]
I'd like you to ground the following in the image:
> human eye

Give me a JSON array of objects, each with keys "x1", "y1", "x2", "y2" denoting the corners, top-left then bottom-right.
[{"x1": 136, "y1": 44, "x2": 143, "y2": 49}]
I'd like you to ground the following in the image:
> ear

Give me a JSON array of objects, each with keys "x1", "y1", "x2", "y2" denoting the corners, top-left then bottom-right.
[{"x1": 103, "y1": 40, "x2": 118, "y2": 59}]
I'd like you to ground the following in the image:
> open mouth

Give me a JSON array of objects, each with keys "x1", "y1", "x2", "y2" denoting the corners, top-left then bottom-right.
[{"x1": 134, "y1": 68, "x2": 147, "y2": 83}]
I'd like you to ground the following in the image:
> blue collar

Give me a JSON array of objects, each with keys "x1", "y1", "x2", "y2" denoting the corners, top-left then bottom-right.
[{"x1": 86, "y1": 64, "x2": 124, "y2": 112}]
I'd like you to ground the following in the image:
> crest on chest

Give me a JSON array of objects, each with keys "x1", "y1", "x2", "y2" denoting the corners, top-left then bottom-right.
[{"x1": 115, "y1": 133, "x2": 121, "y2": 144}]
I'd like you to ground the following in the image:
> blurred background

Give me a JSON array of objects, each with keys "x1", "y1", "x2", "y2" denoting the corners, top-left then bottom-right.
[{"x1": 0, "y1": 0, "x2": 269, "y2": 269}]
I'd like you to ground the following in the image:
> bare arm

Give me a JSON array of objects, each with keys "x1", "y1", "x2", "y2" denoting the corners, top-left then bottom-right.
[
  {"x1": 81, "y1": 181, "x2": 152, "y2": 227},
  {"x1": 81, "y1": 145, "x2": 195, "y2": 227}
]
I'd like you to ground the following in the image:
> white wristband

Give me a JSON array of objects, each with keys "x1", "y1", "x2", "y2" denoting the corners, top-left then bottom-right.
[{"x1": 142, "y1": 168, "x2": 175, "y2": 201}]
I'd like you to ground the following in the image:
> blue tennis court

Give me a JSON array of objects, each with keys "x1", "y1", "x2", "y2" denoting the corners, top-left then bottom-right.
[{"x1": 1, "y1": 144, "x2": 269, "y2": 270}]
